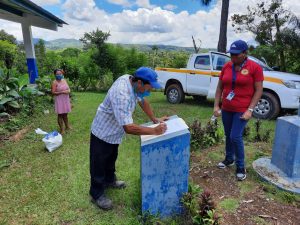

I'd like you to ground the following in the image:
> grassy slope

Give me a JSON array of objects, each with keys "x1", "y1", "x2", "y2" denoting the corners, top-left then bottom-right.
[{"x1": 0, "y1": 92, "x2": 276, "y2": 225}]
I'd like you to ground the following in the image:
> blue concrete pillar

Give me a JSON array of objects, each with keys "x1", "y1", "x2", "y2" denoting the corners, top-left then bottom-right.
[
  {"x1": 26, "y1": 58, "x2": 38, "y2": 84},
  {"x1": 21, "y1": 23, "x2": 38, "y2": 84},
  {"x1": 140, "y1": 116, "x2": 190, "y2": 217},
  {"x1": 271, "y1": 116, "x2": 300, "y2": 178}
]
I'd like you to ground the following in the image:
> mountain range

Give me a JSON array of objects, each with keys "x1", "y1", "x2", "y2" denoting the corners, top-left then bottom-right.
[{"x1": 31, "y1": 38, "x2": 214, "y2": 52}]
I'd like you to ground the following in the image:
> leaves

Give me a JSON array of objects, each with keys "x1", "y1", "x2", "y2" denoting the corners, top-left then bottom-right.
[
  {"x1": 189, "y1": 120, "x2": 224, "y2": 151},
  {"x1": 7, "y1": 90, "x2": 19, "y2": 98},
  {"x1": 7, "y1": 100, "x2": 20, "y2": 109},
  {"x1": 0, "y1": 112, "x2": 9, "y2": 117},
  {"x1": 0, "y1": 97, "x2": 13, "y2": 105}
]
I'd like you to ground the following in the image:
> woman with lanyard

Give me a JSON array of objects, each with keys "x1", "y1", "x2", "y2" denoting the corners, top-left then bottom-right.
[{"x1": 213, "y1": 40, "x2": 264, "y2": 181}]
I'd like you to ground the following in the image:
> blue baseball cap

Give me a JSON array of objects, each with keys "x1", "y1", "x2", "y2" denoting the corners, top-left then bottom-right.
[
  {"x1": 228, "y1": 40, "x2": 248, "y2": 54},
  {"x1": 134, "y1": 67, "x2": 162, "y2": 89}
]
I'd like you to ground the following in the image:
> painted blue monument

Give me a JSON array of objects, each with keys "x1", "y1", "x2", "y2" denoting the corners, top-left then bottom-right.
[
  {"x1": 253, "y1": 105, "x2": 300, "y2": 194},
  {"x1": 140, "y1": 115, "x2": 190, "y2": 217}
]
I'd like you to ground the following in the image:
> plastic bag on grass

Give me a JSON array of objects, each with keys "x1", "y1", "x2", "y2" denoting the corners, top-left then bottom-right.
[{"x1": 35, "y1": 128, "x2": 63, "y2": 152}]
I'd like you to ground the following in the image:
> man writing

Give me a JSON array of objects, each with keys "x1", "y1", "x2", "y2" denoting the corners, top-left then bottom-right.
[{"x1": 90, "y1": 67, "x2": 168, "y2": 210}]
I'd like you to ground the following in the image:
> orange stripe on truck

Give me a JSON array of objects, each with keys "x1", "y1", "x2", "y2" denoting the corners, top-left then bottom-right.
[
  {"x1": 264, "y1": 77, "x2": 283, "y2": 84},
  {"x1": 156, "y1": 67, "x2": 283, "y2": 85},
  {"x1": 156, "y1": 67, "x2": 211, "y2": 76}
]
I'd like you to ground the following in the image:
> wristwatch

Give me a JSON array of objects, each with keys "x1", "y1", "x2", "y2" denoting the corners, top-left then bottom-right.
[{"x1": 248, "y1": 108, "x2": 254, "y2": 112}]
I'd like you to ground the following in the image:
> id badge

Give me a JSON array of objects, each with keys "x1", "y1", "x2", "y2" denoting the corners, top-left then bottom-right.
[{"x1": 226, "y1": 91, "x2": 235, "y2": 101}]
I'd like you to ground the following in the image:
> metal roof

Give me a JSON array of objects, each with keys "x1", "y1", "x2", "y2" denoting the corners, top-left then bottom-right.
[{"x1": 0, "y1": 0, "x2": 67, "y2": 29}]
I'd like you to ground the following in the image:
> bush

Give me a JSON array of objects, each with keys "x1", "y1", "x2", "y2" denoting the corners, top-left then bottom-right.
[
  {"x1": 182, "y1": 185, "x2": 220, "y2": 225},
  {"x1": 189, "y1": 120, "x2": 224, "y2": 151}
]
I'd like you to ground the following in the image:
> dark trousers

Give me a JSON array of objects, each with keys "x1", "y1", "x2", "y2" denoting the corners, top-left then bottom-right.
[
  {"x1": 222, "y1": 110, "x2": 248, "y2": 169},
  {"x1": 89, "y1": 133, "x2": 119, "y2": 200}
]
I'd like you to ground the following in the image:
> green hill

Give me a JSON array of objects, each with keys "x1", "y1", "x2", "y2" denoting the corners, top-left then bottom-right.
[{"x1": 43, "y1": 38, "x2": 215, "y2": 52}]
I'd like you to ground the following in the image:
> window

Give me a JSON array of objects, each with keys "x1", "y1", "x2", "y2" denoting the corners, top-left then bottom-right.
[
  {"x1": 212, "y1": 53, "x2": 230, "y2": 71},
  {"x1": 194, "y1": 55, "x2": 210, "y2": 70}
]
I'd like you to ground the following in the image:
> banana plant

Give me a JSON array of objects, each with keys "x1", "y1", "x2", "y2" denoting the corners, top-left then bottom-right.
[
  {"x1": 0, "y1": 68, "x2": 45, "y2": 117},
  {"x1": 0, "y1": 68, "x2": 20, "y2": 115}
]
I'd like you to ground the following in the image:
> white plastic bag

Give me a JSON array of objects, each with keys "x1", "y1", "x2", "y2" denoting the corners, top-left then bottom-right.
[{"x1": 35, "y1": 128, "x2": 63, "y2": 152}]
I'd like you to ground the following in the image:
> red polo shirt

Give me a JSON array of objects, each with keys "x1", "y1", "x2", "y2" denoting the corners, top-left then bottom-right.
[{"x1": 219, "y1": 59, "x2": 264, "y2": 112}]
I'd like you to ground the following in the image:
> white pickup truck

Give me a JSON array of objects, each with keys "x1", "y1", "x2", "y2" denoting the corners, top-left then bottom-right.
[{"x1": 156, "y1": 51, "x2": 300, "y2": 119}]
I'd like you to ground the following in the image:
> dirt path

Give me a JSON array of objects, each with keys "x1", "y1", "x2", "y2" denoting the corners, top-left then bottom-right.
[{"x1": 189, "y1": 150, "x2": 300, "y2": 225}]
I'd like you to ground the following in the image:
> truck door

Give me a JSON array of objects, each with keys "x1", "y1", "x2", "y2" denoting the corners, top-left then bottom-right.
[
  {"x1": 207, "y1": 52, "x2": 231, "y2": 99},
  {"x1": 186, "y1": 55, "x2": 211, "y2": 95}
]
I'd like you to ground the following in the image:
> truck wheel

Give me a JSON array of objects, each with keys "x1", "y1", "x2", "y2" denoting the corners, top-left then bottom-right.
[
  {"x1": 166, "y1": 84, "x2": 185, "y2": 104},
  {"x1": 253, "y1": 92, "x2": 280, "y2": 119}
]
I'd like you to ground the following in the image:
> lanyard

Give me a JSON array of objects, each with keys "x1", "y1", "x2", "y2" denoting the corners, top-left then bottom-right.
[{"x1": 231, "y1": 59, "x2": 247, "y2": 91}]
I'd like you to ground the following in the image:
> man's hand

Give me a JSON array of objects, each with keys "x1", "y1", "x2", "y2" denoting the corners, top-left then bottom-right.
[
  {"x1": 153, "y1": 122, "x2": 167, "y2": 135},
  {"x1": 152, "y1": 116, "x2": 169, "y2": 124},
  {"x1": 240, "y1": 110, "x2": 252, "y2": 120}
]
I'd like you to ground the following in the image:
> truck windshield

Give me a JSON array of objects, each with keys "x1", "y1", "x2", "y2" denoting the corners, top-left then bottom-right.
[
  {"x1": 211, "y1": 53, "x2": 231, "y2": 71},
  {"x1": 248, "y1": 56, "x2": 274, "y2": 71}
]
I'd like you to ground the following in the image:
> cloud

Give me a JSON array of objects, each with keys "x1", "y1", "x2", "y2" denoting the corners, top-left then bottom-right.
[
  {"x1": 163, "y1": 4, "x2": 177, "y2": 11},
  {"x1": 31, "y1": 0, "x2": 60, "y2": 6},
  {"x1": 62, "y1": 0, "x2": 102, "y2": 22},
  {"x1": 113, "y1": 8, "x2": 174, "y2": 33},
  {"x1": 135, "y1": 0, "x2": 156, "y2": 9},
  {"x1": 107, "y1": 0, "x2": 132, "y2": 7},
  {"x1": 1, "y1": 0, "x2": 300, "y2": 48}
]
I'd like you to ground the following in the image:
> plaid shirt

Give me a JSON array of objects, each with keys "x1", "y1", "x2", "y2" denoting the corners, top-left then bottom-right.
[{"x1": 91, "y1": 75, "x2": 137, "y2": 144}]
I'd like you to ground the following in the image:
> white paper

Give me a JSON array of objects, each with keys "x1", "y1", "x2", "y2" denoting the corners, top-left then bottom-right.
[{"x1": 141, "y1": 117, "x2": 189, "y2": 142}]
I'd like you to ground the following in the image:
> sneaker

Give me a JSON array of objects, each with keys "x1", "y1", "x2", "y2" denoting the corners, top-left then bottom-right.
[
  {"x1": 105, "y1": 180, "x2": 126, "y2": 189},
  {"x1": 217, "y1": 159, "x2": 234, "y2": 169},
  {"x1": 91, "y1": 195, "x2": 113, "y2": 210},
  {"x1": 236, "y1": 168, "x2": 247, "y2": 181}
]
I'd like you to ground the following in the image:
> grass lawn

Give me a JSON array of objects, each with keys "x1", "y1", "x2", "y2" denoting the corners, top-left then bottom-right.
[{"x1": 0, "y1": 92, "x2": 279, "y2": 225}]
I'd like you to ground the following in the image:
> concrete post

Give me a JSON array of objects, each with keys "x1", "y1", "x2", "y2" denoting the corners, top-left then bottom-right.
[
  {"x1": 21, "y1": 22, "x2": 38, "y2": 84},
  {"x1": 140, "y1": 116, "x2": 190, "y2": 217}
]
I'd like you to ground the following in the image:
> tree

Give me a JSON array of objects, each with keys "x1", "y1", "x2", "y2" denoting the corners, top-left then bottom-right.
[
  {"x1": 217, "y1": 0, "x2": 229, "y2": 53},
  {"x1": 0, "y1": 40, "x2": 17, "y2": 70},
  {"x1": 80, "y1": 29, "x2": 115, "y2": 78},
  {"x1": 151, "y1": 45, "x2": 159, "y2": 68},
  {"x1": 42, "y1": 51, "x2": 62, "y2": 76},
  {"x1": 35, "y1": 39, "x2": 46, "y2": 75},
  {"x1": 80, "y1": 29, "x2": 110, "y2": 50},
  {"x1": 198, "y1": 0, "x2": 230, "y2": 52},
  {"x1": 231, "y1": 0, "x2": 297, "y2": 72},
  {"x1": 60, "y1": 48, "x2": 81, "y2": 58},
  {"x1": 0, "y1": 29, "x2": 16, "y2": 44}
]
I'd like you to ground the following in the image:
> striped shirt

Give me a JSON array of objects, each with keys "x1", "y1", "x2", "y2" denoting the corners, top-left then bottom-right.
[{"x1": 91, "y1": 75, "x2": 137, "y2": 144}]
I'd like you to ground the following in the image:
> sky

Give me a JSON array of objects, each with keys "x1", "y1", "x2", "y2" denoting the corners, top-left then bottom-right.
[{"x1": 0, "y1": 0, "x2": 300, "y2": 48}]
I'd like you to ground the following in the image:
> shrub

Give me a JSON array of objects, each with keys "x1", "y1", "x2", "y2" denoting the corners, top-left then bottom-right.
[
  {"x1": 182, "y1": 186, "x2": 220, "y2": 225},
  {"x1": 189, "y1": 120, "x2": 224, "y2": 151}
]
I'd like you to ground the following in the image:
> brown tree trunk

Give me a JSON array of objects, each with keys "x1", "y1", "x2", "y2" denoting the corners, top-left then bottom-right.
[{"x1": 217, "y1": 0, "x2": 230, "y2": 53}]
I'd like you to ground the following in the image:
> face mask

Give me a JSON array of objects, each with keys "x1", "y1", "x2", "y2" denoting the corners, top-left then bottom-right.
[
  {"x1": 134, "y1": 83, "x2": 150, "y2": 104},
  {"x1": 55, "y1": 75, "x2": 63, "y2": 80}
]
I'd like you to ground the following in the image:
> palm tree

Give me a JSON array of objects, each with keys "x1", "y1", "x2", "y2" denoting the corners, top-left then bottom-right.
[{"x1": 199, "y1": 0, "x2": 230, "y2": 53}]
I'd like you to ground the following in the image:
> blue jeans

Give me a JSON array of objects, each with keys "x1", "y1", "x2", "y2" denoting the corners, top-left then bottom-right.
[{"x1": 222, "y1": 110, "x2": 248, "y2": 169}]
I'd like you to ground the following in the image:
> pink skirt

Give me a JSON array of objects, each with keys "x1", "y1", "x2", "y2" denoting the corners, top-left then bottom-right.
[{"x1": 55, "y1": 94, "x2": 71, "y2": 114}]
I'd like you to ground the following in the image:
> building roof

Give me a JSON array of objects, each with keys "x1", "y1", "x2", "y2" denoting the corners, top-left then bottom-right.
[{"x1": 0, "y1": 0, "x2": 67, "y2": 30}]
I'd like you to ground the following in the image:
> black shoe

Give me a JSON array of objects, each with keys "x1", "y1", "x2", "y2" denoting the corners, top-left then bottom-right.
[
  {"x1": 236, "y1": 168, "x2": 246, "y2": 181},
  {"x1": 105, "y1": 180, "x2": 126, "y2": 189},
  {"x1": 91, "y1": 195, "x2": 113, "y2": 210},
  {"x1": 217, "y1": 159, "x2": 234, "y2": 169}
]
